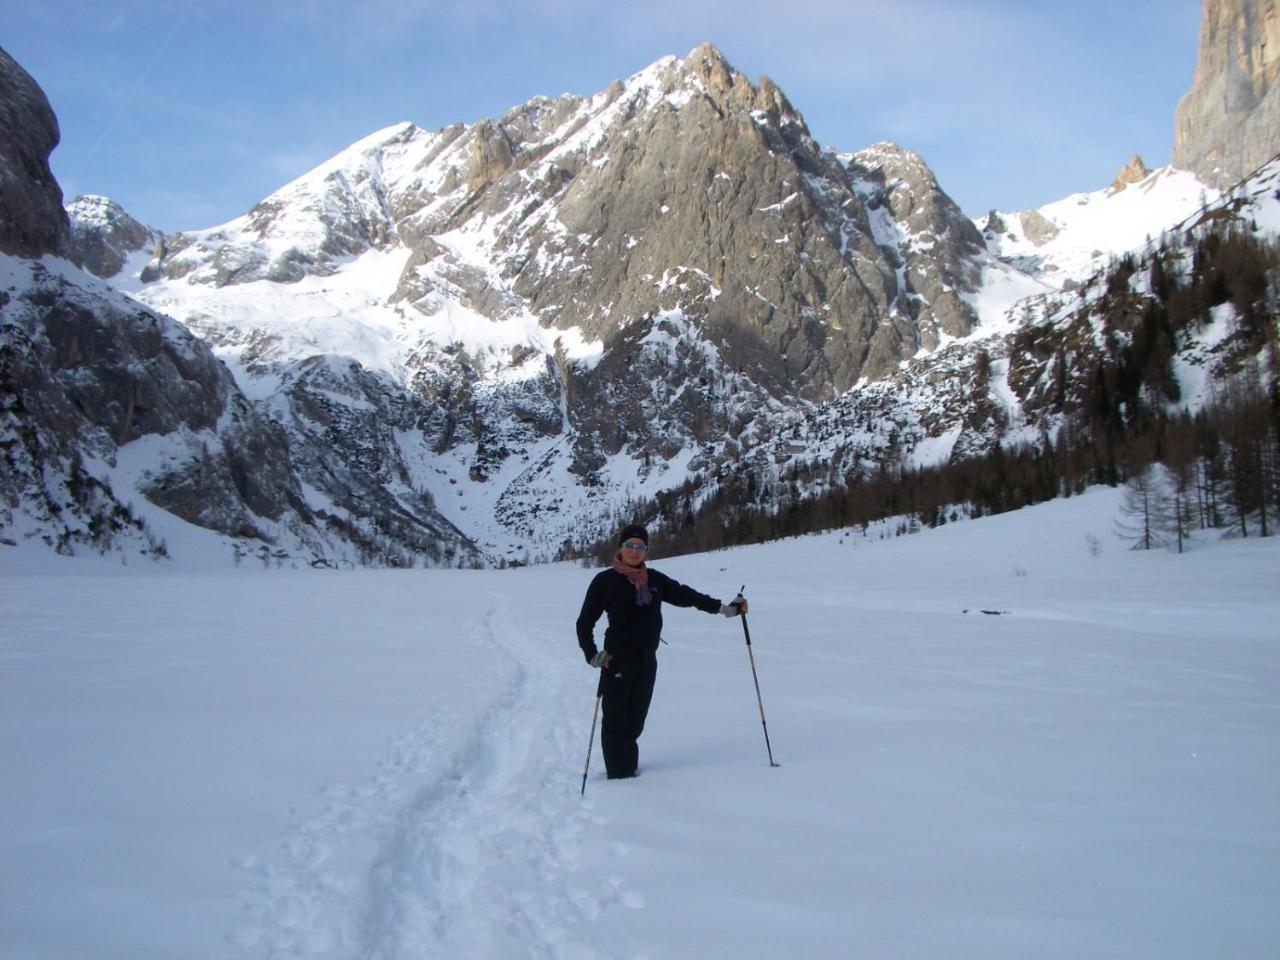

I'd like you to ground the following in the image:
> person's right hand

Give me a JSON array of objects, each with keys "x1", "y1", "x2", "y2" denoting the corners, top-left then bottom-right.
[{"x1": 590, "y1": 651, "x2": 611, "y2": 669}]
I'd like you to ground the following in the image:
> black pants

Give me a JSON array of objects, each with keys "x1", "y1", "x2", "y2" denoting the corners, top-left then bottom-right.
[{"x1": 600, "y1": 653, "x2": 657, "y2": 778}]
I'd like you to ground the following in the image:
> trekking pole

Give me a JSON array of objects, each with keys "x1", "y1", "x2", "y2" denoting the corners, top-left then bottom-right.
[
  {"x1": 737, "y1": 586, "x2": 779, "y2": 767},
  {"x1": 581, "y1": 672, "x2": 604, "y2": 796}
]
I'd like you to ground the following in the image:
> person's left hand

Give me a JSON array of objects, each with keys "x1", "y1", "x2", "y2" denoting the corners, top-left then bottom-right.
[{"x1": 721, "y1": 594, "x2": 748, "y2": 617}]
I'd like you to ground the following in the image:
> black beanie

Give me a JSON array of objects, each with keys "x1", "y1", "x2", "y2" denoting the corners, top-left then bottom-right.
[{"x1": 618, "y1": 524, "x2": 649, "y2": 545}]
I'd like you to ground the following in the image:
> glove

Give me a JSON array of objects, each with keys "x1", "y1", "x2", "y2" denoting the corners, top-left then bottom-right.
[
  {"x1": 720, "y1": 594, "x2": 747, "y2": 617},
  {"x1": 590, "y1": 650, "x2": 611, "y2": 668}
]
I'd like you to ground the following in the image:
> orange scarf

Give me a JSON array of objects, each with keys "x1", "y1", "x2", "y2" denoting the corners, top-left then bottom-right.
[{"x1": 611, "y1": 558, "x2": 653, "y2": 605}]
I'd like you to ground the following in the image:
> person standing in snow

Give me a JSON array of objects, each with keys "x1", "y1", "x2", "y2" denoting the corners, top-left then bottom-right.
[{"x1": 576, "y1": 524, "x2": 747, "y2": 780}]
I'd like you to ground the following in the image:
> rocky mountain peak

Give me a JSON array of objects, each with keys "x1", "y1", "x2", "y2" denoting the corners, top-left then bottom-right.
[
  {"x1": 66, "y1": 194, "x2": 161, "y2": 279},
  {"x1": 673, "y1": 44, "x2": 811, "y2": 139},
  {"x1": 0, "y1": 45, "x2": 68, "y2": 258},
  {"x1": 1173, "y1": 0, "x2": 1280, "y2": 187},
  {"x1": 681, "y1": 41, "x2": 737, "y2": 92},
  {"x1": 1110, "y1": 154, "x2": 1151, "y2": 192},
  {"x1": 134, "y1": 46, "x2": 986, "y2": 404}
]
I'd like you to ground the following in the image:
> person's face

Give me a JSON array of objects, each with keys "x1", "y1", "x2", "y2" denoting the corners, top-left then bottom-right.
[{"x1": 620, "y1": 538, "x2": 648, "y2": 567}]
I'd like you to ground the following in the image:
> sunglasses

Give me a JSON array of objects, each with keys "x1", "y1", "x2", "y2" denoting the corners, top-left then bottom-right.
[{"x1": 621, "y1": 542, "x2": 649, "y2": 553}]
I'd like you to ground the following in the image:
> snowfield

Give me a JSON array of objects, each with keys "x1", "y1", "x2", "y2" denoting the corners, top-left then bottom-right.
[{"x1": 2, "y1": 488, "x2": 1278, "y2": 959}]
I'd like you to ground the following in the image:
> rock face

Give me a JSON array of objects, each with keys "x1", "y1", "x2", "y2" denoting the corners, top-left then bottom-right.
[
  {"x1": 842, "y1": 142, "x2": 985, "y2": 355},
  {"x1": 1, "y1": 51, "x2": 478, "y2": 565},
  {"x1": 1110, "y1": 154, "x2": 1151, "y2": 192},
  {"x1": 143, "y1": 45, "x2": 988, "y2": 401},
  {"x1": 2, "y1": 262, "x2": 300, "y2": 547},
  {"x1": 66, "y1": 195, "x2": 161, "y2": 279},
  {"x1": 1174, "y1": 0, "x2": 1280, "y2": 187},
  {"x1": 0, "y1": 47, "x2": 68, "y2": 258},
  {"x1": 504, "y1": 48, "x2": 985, "y2": 394}
]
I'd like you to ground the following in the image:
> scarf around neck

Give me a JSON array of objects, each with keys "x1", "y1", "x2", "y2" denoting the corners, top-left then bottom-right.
[{"x1": 611, "y1": 557, "x2": 653, "y2": 606}]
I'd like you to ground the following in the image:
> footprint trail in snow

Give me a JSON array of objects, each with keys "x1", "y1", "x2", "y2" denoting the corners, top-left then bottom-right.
[{"x1": 223, "y1": 599, "x2": 624, "y2": 959}]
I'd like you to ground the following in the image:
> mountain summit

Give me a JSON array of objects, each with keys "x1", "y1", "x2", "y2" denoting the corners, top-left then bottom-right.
[{"x1": 140, "y1": 43, "x2": 988, "y2": 397}]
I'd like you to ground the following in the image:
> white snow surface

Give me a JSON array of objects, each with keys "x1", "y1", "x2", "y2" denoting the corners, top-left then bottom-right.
[
  {"x1": 980, "y1": 166, "x2": 1219, "y2": 288},
  {"x1": 3, "y1": 488, "x2": 1277, "y2": 959}
]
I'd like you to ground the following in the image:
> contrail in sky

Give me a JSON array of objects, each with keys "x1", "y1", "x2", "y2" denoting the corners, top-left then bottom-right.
[{"x1": 82, "y1": 10, "x2": 189, "y2": 170}]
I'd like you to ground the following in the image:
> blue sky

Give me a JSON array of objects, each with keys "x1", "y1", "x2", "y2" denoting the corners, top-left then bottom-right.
[{"x1": 6, "y1": 1, "x2": 1203, "y2": 232}]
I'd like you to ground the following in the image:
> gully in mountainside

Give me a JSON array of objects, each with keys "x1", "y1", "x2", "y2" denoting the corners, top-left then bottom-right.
[{"x1": 575, "y1": 524, "x2": 746, "y2": 780}]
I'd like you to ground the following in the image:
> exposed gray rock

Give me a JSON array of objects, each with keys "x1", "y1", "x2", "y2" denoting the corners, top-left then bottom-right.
[
  {"x1": 1018, "y1": 209, "x2": 1061, "y2": 246},
  {"x1": 1173, "y1": 0, "x2": 1280, "y2": 187},
  {"x1": 844, "y1": 142, "x2": 985, "y2": 351},
  {"x1": 66, "y1": 195, "x2": 160, "y2": 278},
  {"x1": 154, "y1": 45, "x2": 989, "y2": 406},
  {"x1": 0, "y1": 260, "x2": 303, "y2": 550},
  {"x1": 0, "y1": 46, "x2": 68, "y2": 258},
  {"x1": 462, "y1": 46, "x2": 985, "y2": 396}
]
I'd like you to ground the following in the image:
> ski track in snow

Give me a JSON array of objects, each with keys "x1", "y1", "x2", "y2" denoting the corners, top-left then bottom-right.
[{"x1": 222, "y1": 598, "x2": 611, "y2": 959}]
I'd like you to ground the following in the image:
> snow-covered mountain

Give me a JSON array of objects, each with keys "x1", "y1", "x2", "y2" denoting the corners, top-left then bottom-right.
[
  {"x1": 64, "y1": 45, "x2": 1019, "y2": 562},
  {"x1": 59, "y1": 42, "x2": 1261, "y2": 565},
  {"x1": 6, "y1": 33, "x2": 1277, "y2": 565},
  {"x1": 977, "y1": 158, "x2": 1217, "y2": 289}
]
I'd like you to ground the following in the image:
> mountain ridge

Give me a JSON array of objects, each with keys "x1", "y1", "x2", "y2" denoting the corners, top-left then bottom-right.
[{"x1": 5, "y1": 33, "x2": 1278, "y2": 565}]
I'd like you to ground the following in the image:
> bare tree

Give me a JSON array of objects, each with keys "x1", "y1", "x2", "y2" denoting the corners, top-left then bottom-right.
[
  {"x1": 1117, "y1": 463, "x2": 1163, "y2": 551},
  {"x1": 1162, "y1": 425, "x2": 1198, "y2": 553}
]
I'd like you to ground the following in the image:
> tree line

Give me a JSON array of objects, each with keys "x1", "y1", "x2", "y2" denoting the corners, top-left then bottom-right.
[{"x1": 566, "y1": 218, "x2": 1280, "y2": 562}]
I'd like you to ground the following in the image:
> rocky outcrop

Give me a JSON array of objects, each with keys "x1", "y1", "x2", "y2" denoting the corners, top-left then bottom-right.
[
  {"x1": 66, "y1": 195, "x2": 161, "y2": 278},
  {"x1": 843, "y1": 142, "x2": 986, "y2": 353},
  {"x1": 1018, "y1": 210, "x2": 1061, "y2": 246},
  {"x1": 1110, "y1": 154, "x2": 1151, "y2": 192},
  {"x1": 1, "y1": 260, "x2": 304, "y2": 552},
  {"x1": 0, "y1": 46, "x2": 68, "y2": 258},
  {"x1": 1173, "y1": 0, "x2": 1280, "y2": 187}
]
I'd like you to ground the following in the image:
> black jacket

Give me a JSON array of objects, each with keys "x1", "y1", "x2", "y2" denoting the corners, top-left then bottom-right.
[{"x1": 576, "y1": 566, "x2": 722, "y2": 662}]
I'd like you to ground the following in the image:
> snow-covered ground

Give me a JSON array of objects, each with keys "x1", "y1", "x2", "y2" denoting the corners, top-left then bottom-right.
[{"x1": 2, "y1": 488, "x2": 1277, "y2": 959}]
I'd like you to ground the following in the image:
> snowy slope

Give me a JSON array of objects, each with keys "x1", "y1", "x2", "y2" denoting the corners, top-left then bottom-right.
[
  {"x1": 3, "y1": 489, "x2": 1277, "y2": 959},
  {"x1": 979, "y1": 165, "x2": 1218, "y2": 287},
  {"x1": 1193, "y1": 152, "x2": 1280, "y2": 234}
]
